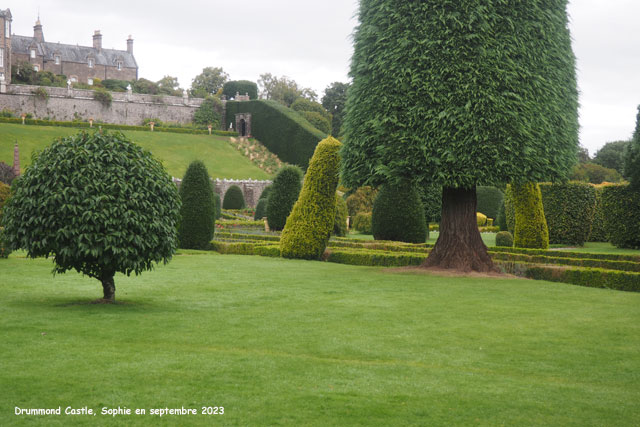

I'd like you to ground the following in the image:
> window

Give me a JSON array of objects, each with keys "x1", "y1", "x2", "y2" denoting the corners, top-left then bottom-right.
[
  {"x1": 88, "y1": 78, "x2": 93, "y2": 86},
  {"x1": 70, "y1": 76, "x2": 77, "y2": 83},
  {"x1": 0, "y1": 72, "x2": 4, "y2": 81},
  {"x1": 5, "y1": 20, "x2": 9, "y2": 38},
  {"x1": 55, "y1": 55, "x2": 60, "y2": 65},
  {"x1": 30, "y1": 49, "x2": 36, "y2": 59},
  {"x1": 88, "y1": 58, "x2": 94, "y2": 68},
  {"x1": 33, "y1": 65, "x2": 39, "y2": 72},
  {"x1": 0, "y1": 48, "x2": 3, "y2": 67},
  {"x1": 117, "y1": 61, "x2": 122, "y2": 71}
]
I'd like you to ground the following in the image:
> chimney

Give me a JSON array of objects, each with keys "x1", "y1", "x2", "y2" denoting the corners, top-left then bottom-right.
[
  {"x1": 33, "y1": 18, "x2": 44, "y2": 43},
  {"x1": 13, "y1": 143, "x2": 20, "y2": 177},
  {"x1": 93, "y1": 30, "x2": 102, "y2": 51},
  {"x1": 127, "y1": 35, "x2": 133, "y2": 54}
]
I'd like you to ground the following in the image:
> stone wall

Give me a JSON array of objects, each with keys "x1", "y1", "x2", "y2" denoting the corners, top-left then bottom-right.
[
  {"x1": 0, "y1": 84, "x2": 204, "y2": 125},
  {"x1": 173, "y1": 178, "x2": 272, "y2": 209}
]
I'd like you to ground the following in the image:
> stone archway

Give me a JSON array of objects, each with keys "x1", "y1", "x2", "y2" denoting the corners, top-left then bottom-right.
[{"x1": 235, "y1": 113, "x2": 252, "y2": 137}]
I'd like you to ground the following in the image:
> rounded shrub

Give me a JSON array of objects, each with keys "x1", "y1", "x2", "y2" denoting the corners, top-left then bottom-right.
[
  {"x1": 353, "y1": 212, "x2": 372, "y2": 234},
  {"x1": 476, "y1": 212, "x2": 487, "y2": 227},
  {"x1": 476, "y1": 186, "x2": 504, "y2": 219},
  {"x1": 222, "y1": 185, "x2": 246, "y2": 209},
  {"x1": 372, "y1": 183, "x2": 428, "y2": 243},
  {"x1": 512, "y1": 182, "x2": 549, "y2": 249},
  {"x1": 280, "y1": 137, "x2": 341, "y2": 259},
  {"x1": 539, "y1": 182, "x2": 596, "y2": 246},
  {"x1": 495, "y1": 231, "x2": 514, "y2": 247},
  {"x1": 266, "y1": 165, "x2": 303, "y2": 231},
  {"x1": 333, "y1": 194, "x2": 348, "y2": 237},
  {"x1": 254, "y1": 198, "x2": 267, "y2": 220},
  {"x1": 178, "y1": 161, "x2": 216, "y2": 250},
  {"x1": 602, "y1": 184, "x2": 640, "y2": 248}
]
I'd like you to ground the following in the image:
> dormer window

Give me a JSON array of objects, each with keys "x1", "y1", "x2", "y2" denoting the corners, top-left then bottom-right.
[
  {"x1": 88, "y1": 58, "x2": 94, "y2": 68},
  {"x1": 30, "y1": 49, "x2": 36, "y2": 59},
  {"x1": 55, "y1": 55, "x2": 60, "y2": 65}
]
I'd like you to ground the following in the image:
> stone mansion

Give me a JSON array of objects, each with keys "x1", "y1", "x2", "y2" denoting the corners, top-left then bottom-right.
[{"x1": 0, "y1": 8, "x2": 138, "y2": 85}]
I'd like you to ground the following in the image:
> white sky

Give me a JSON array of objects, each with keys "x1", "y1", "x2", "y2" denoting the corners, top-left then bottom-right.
[{"x1": 6, "y1": 1, "x2": 639, "y2": 156}]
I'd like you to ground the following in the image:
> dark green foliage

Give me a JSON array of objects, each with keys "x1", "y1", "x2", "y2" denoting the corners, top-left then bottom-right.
[
  {"x1": 593, "y1": 140, "x2": 629, "y2": 176},
  {"x1": 223, "y1": 80, "x2": 258, "y2": 100},
  {"x1": 0, "y1": 162, "x2": 15, "y2": 185},
  {"x1": 259, "y1": 185, "x2": 272, "y2": 201},
  {"x1": 93, "y1": 88, "x2": 112, "y2": 107},
  {"x1": 496, "y1": 200, "x2": 508, "y2": 231},
  {"x1": 193, "y1": 96, "x2": 223, "y2": 127},
  {"x1": 213, "y1": 192, "x2": 222, "y2": 220},
  {"x1": 602, "y1": 184, "x2": 640, "y2": 249},
  {"x1": 588, "y1": 187, "x2": 608, "y2": 242},
  {"x1": 102, "y1": 79, "x2": 130, "y2": 92},
  {"x1": 225, "y1": 100, "x2": 326, "y2": 168},
  {"x1": 341, "y1": 1, "x2": 578, "y2": 190},
  {"x1": 504, "y1": 185, "x2": 515, "y2": 234},
  {"x1": 512, "y1": 183, "x2": 549, "y2": 249},
  {"x1": 299, "y1": 111, "x2": 331, "y2": 135},
  {"x1": 476, "y1": 186, "x2": 504, "y2": 219},
  {"x1": 222, "y1": 185, "x2": 246, "y2": 209},
  {"x1": 266, "y1": 166, "x2": 303, "y2": 231},
  {"x1": 372, "y1": 183, "x2": 428, "y2": 243},
  {"x1": 0, "y1": 226, "x2": 10, "y2": 258},
  {"x1": 178, "y1": 161, "x2": 216, "y2": 249},
  {"x1": 322, "y1": 82, "x2": 350, "y2": 137},
  {"x1": 254, "y1": 198, "x2": 267, "y2": 220},
  {"x1": 624, "y1": 105, "x2": 640, "y2": 189},
  {"x1": 495, "y1": 231, "x2": 513, "y2": 248},
  {"x1": 0, "y1": 181, "x2": 10, "y2": 214},
  {"x1": 281, "y1": 138, "x2": 341, "y2": 259},
  {"x1": 333, "y1": 195, "x2": 348, "y2": 237},
  {"x1": 0, "y1": 131, "x2": 180, "y2": 290},
  {"x1": 539, "y1": 182, "x2": 596, "y2": 246},
  {"x1": 516, "y1": 265, "x2": 640, "y2": 293},
  {"x1": 353, "y1": 212, "x2": 372, "y2": 234},
  {"x1": 345, "y1": 186, "x2": 377, "y2": 217},
  {"x1": 570, "y1": 162, "x2": 622, "y2": 184},
  {"x1": 419, "y1": 184, "x2": 442, "y2": 223},
  {"x1": 132, "y1": 78, "x2": 159, "y2": 95}
]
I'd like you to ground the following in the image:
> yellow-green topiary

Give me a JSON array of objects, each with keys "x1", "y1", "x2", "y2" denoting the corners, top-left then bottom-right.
[
  {"x1": 280, "y1": 137, "x2": 341, "y2": 259},
  {"x1": 476, "y1": 212, "x2": 487, "y2": 226},
  {"x1": 513, "y1": 182, "x2": 549, "y2": 249}
]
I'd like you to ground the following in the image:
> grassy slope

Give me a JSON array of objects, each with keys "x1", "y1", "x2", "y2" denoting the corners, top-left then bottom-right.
[
  {"x1": 1, "y1": 253, "x2": 639, "y2": 426},
  {"x1": 0, "y1": 123, "x2": 271, "y2": 180}
]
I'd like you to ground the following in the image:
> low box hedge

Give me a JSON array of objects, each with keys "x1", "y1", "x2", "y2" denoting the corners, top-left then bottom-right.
[{"x1": 490, "y1": 251, "x2": 640, "y2": 273}]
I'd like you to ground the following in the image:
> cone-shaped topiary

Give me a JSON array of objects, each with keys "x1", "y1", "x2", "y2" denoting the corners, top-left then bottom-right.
[
  {"x1": 281, "y1": 137, "x2": 341, "y2": 259},
  {"x1": 624, "y1": 105, "x2": 640, "y2": 190},
  {"x1": 513, "y1": 182, "x2": 549, "y2": 249},
  {"x1": 254, "y1": 198, "x2": 267, "y2": 220},
  {"x1": 179, "y1": 160, "x2": 216, "y2": 250},
  {"x1": 213, "y1": 192, "x2": 222, "y2": 220},
  {"x1": 372, "y1": 183, "x2": 428, "y2": 243},
  {"x1": 259, "y1": 185, "x2": 273, "y2": 201},
  {"x1": 266, "y1": 166, "x2": 303, "y2": 231},
  {"x1": 333, "y1": 194, "x2": 348, "y2": 237},
  {"x1": 222, "y1": 185, "x2": 246, "y2": 209}
]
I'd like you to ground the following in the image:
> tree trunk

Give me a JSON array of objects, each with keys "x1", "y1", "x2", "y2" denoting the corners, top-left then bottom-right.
[
  {"x1": 101, "y1": 274, "x2": 116, "y2": 302},
  {"x1": 422, "y1": 186, "x2": 495, "y2": 272}
]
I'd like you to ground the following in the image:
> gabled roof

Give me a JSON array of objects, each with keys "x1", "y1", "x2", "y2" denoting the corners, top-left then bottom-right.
[
  {"x1": 12, "y1": 35, "x2": 137, "y2": 69},
  {"x1": 0, "y1": 9, "x2": 11, "y2": 20}
]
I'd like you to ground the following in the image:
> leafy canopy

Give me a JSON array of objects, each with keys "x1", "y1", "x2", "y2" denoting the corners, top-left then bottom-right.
[
  {"x1": 342, "y1": 0, "x2": 579, "y2": 189},
  {"x1": 1, "y1": 131, "x2": 180, "y2": 280}
]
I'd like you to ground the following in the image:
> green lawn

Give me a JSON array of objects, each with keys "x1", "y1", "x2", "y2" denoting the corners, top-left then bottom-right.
[
  {"x1": 1, "y1": 252, "x2": 639, "y2": 426},
  {"x1": 0, "y1": 123, "x2": 271, "y2": 180}
]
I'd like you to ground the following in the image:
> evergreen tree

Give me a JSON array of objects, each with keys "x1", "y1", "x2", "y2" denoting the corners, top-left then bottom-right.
[
  {"x1": 178, "y1": 161, "x2": 216, "y2": 250},
  {"x1": 266, "y1": 166, "x2": 303, "y2": 231}
]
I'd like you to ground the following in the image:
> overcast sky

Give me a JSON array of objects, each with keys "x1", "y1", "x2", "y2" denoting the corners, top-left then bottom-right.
[{"x1": 7, "y1": 1, "x2": 639, "y2": 156}]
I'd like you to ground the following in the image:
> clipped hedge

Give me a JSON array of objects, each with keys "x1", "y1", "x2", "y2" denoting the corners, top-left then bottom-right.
[
  {"x1": 222, "y1": 185, "x2": 246, "y2": 209},
  {"x1": 225, "y1": 100, "x2": 326, "y2": 168},
  {"x1": 602, "y1": 184, "x2": 640, "y2": 249},
  {"x1": 476, "y1": 186, "x2": 504, "y2": 219},
  {"x1": 353, "y1": 212, "x2": 372, "y2": 234},
  {"x1": 266, "y1": 165, "x2": 303, "y2": 231},
  {"x1": 539, "y1": 182, "x2": 596, "y2": 246},
  {"x1": 512, "y1": 182, "x2": 549, "y2": 249},
  {"x1": 281, "y1": 137, "x2": 341, "y2": 259},
  {"x1": 223, "y1": 80, "x2": 258, "y2": 100},
  {"x1": 334, "y1": 194, "x2": 349, "y2": 237},
  {"x1": 588, "y1": 186, "x2": 608, "y2": 242},
  {"x1": 372, "y1": 182, "x2": 428, "y2": 243},
  {"x1": 178, "y1": 161, "x2": 216, "y2": 250}
]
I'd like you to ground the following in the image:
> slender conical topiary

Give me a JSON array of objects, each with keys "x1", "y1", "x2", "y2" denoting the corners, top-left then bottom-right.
[
  {"x1": 254, "y1": 198, "x2": 267, "y2": 220},
  {"x1": 179, "y1": 160, "x2": 216, "y2": 249},
  {"x1": 624, "y1": 105, "x2": 640, "y2": 190},
  {"x1": 213, "y1": 192, "x2": 222, "y2": 220},
  {"x1": 333, "y1": 194, "x2": 348, "y2": 237},
  {"x1": 372, "y1": 182, "x2": 428, "y2": 243},
  {"x1": 513, "y1": 182, "x2": 549, "y2": 249},
  {"x1": 281, "y1": 137, "x2": 341, "y2": 259},
  {"x1": 266, "y1": 166, "x2": 303, "y2": 231},
  {"x1": 222, "y1": 185, "x2": 246, "y2": 209},
  {"x1": 259, "y1": 185, "x2": 273, "y2": 201}
]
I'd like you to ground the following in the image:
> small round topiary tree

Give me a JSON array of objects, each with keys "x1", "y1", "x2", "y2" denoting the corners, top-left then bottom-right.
[
  {"x1": 266, "y1": 166, "x2": 303, "y2": 231},
  {"x1": 371, "y1": 183, "x2": 428, "y2": 243},
  {"x1": 178, "y1": 160, "x2": 216, "y2": 250},
  {"x1": 222, "y1": 185, "x2": 246, "y2": 209},
  {"x1": 281, "y1": 137, "x2": 341, "y2": 259},
  {"x1": 254, "y1": 198, "x2": 267, "y2": 220},
  {"x1": 0, "y1": 131, "x2": 180, "y2": 301},
  {"x1": 513, "y1": 182, "x2": 549, "y2": 249},
  {"x1": 495, "y1": 231, "x2": 514, "y2": 247},
  {"x1": 333, "y1": 194, "x2": 348, "y2": 237}
]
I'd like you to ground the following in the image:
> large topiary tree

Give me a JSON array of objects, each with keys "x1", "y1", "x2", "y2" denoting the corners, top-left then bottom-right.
[
  {"x1": 512, "y1": 183, "x2": 549, "y2": 249},
  {"x1": 371, "y1": 183, "x2": 428, "y2": 244},
  {"x1": 0, "y1": 131, "x2": 180, "y2": 301},
  {"x1": 266, "y1": 166, "x2": 303, "y2": 231},
  {"x1": 280, "y1": 137, "x2": 341, "y2": 259},
  {"x1": 222, "y1": 185, "x2": 246, "y2": 209},
  {"x1": 341, "y1": 0, "x2": 578, "y2": 271},
  {"x1": 178, "y1": 160, "x2": 216, "y2": 250}
]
